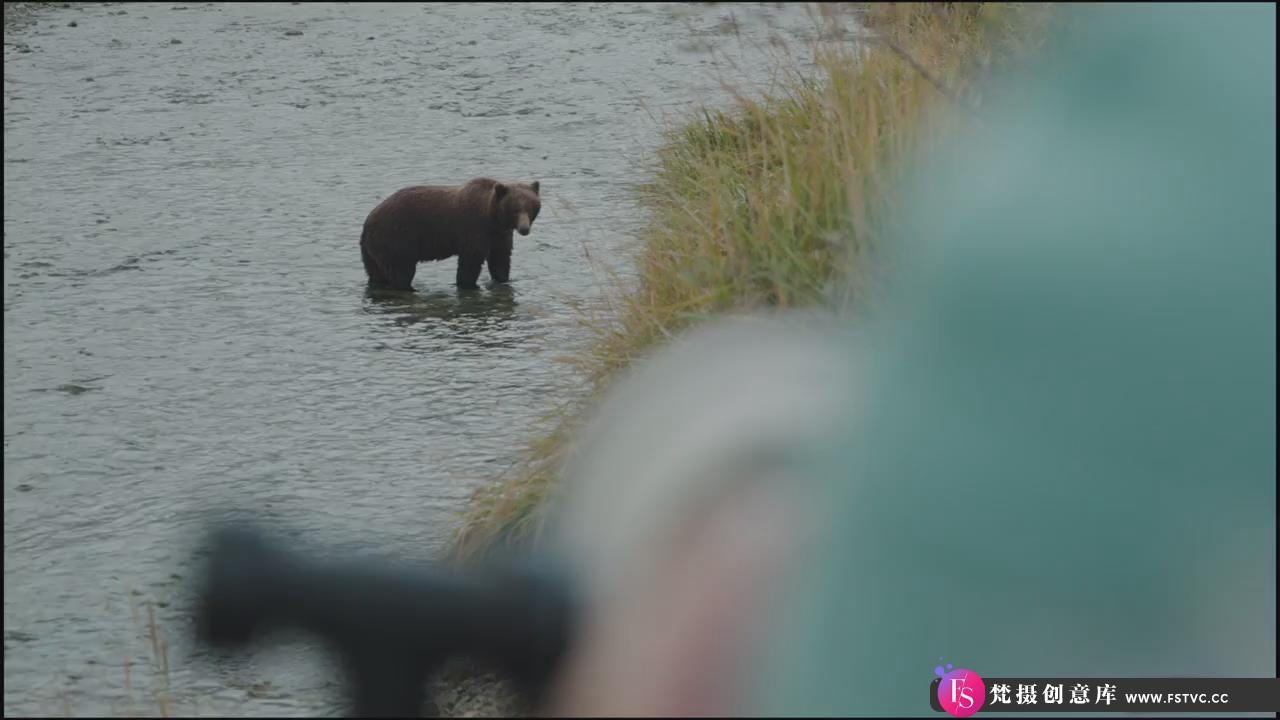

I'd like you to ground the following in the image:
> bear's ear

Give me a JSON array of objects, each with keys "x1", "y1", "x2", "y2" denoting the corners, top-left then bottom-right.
[
  {"x1": 530, "y1": 180, "x2": 540, "y2": 194},
  {"x1": 493, "y1": 182, "x2": 509, "y2": 199}
]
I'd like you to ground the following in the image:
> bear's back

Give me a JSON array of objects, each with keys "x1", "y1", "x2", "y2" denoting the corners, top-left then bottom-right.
[{"x1": 365, "y1": 180, "x2": 498, "y2": 226}]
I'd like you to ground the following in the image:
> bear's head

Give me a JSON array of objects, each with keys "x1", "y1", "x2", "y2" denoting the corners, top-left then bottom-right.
[{"x1": 493, "y1": 181, "x2": 542, "y2": 236}]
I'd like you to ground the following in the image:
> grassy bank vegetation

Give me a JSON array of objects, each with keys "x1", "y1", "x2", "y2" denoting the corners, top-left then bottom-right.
[{"x1": 452, "y1": 2, "x2": 1057, "y2": 561}]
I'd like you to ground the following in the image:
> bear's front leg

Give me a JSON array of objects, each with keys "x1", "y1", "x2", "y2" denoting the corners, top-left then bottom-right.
[
  {"x1": 486, "y1": 237, "x2": 512, "y2": 284},
  {"x1": 456, "y1": 252, "x2": 485, "y2": 290}
]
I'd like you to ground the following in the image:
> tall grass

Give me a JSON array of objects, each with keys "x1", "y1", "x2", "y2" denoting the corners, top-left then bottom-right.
[{"x1": 451, "y1": 2, "x2": 1057, "y2": 561}]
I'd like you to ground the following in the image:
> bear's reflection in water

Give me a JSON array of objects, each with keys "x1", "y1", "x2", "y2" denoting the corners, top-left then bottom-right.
[{"x1": 362, "y1": 283, "x2": 520, "y2": 346}]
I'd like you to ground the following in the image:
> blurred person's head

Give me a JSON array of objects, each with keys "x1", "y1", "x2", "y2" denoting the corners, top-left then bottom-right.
[
  {"x1": 539, "y1": 3, "x2": 1274, "y2": 717},
  {"x1": 543, "y1": 312, "x2": 853, "y2": 716}
]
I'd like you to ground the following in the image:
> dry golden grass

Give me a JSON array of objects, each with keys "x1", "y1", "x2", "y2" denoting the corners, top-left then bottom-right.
[{"x1": 451, "y1": 2, "x2": 1058, "y2": 561}]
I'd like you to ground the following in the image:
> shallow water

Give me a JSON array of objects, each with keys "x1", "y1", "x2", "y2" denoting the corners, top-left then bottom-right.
[{"x1": 4, "y1": 2, "x2": 838, "y2": 715}]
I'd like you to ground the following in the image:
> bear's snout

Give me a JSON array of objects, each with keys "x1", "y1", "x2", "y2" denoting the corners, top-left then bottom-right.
[{"x1": 516, "y1": 213, "x2": 532, "y2": 236}]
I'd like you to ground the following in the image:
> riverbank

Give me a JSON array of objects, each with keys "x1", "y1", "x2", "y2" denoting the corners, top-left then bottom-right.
[{"x1": 452, "y1": 2, "x2": 1058, "y2": 561}]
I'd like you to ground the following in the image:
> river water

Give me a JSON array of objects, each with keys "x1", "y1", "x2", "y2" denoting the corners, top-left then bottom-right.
[{"x1": 4, "y1": 2, "x2": 840, "y2": 715}]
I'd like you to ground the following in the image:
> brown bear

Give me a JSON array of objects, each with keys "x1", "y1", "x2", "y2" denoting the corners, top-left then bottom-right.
[{"x1": 360, "y1": 177, "x2": 541, "y2": 291}]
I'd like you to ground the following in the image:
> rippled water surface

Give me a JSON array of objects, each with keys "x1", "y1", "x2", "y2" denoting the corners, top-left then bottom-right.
[{"x1": 4, "y1": 2, "x2": 833, "y2": 715}]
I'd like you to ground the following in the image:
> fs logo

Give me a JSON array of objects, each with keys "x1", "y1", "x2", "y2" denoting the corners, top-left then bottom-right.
[{"x1": 935, "y1": 658, "x2": 986, "y2": 717}]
